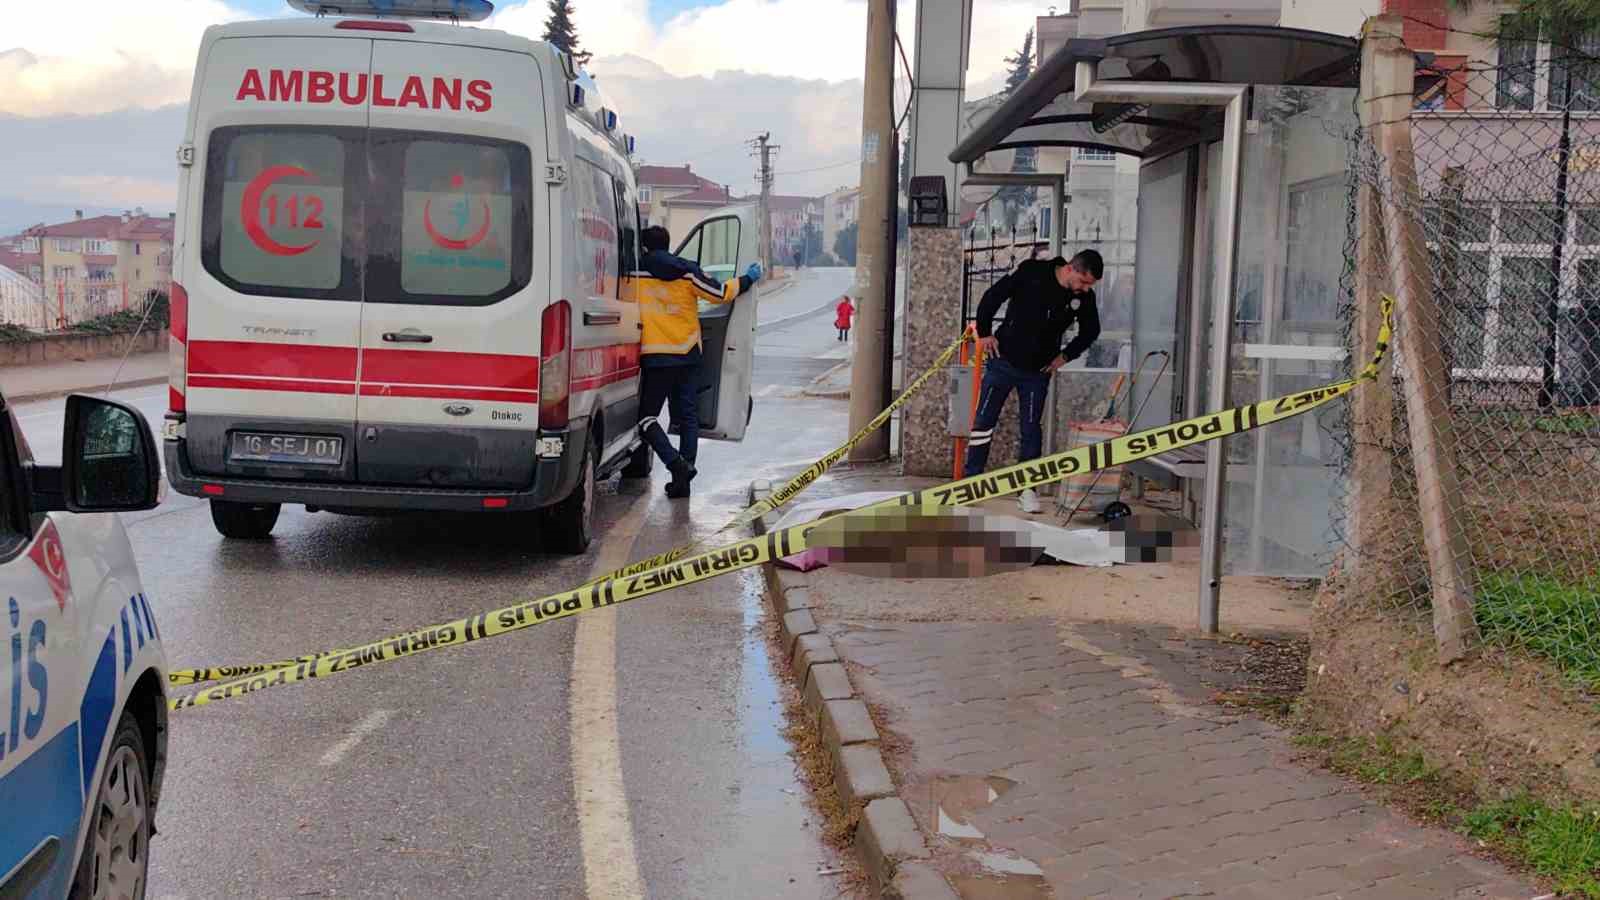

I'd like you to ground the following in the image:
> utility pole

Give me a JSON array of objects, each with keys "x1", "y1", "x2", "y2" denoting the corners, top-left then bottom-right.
[
  {"x1": 751, "y1": 132, "x2": 778, "y2": 272},
  {"x1": 848, "y1": 0, "x2": 896, "y2": 462}
]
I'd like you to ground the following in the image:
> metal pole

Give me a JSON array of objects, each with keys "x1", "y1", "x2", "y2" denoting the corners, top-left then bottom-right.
[
  {"x1": 883, "y1": 133, "x2": 900, "y2": 421},
  {"x1": 847, "y1": 0, "x2": 897, "y2": 461},
  {"x1": 1197, "y1": 91, "x2": 1247, "y2": 634},
  {"x1": 1072, "y1": 60, "x2": 1248, "y2": 633},
  {"x1": 1541, "y1": 63, "x2": 1573, "y2": 409}
]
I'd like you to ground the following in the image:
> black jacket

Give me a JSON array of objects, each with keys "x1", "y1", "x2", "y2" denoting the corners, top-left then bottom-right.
[{"x1": 974, "y1": 258, "x2": 1100, "y2": 371}]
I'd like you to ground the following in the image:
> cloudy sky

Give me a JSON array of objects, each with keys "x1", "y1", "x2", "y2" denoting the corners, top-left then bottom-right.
[{"x1": 0, "y1": 0, "x2": 1044, "y2": 233}]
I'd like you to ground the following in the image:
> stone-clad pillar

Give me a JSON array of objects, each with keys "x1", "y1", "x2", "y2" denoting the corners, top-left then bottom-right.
[{"x1": 901, "y1": 227, "x2": 1015, "y2": 477}]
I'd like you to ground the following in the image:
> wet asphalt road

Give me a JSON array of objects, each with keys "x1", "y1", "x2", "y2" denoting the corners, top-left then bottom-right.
[{"x1": 12, "y1": 272, "x2": 850, "y2": 899}]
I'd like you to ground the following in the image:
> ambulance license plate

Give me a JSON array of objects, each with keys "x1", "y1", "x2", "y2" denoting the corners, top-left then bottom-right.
[{"x1": 230, "y1": 432, "x2": 343, "y2": 466}]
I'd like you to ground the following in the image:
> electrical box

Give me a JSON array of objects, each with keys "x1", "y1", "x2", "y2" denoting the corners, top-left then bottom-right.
[{"x1": 948, "y1": 365, "x2": 975, "y2": 436}]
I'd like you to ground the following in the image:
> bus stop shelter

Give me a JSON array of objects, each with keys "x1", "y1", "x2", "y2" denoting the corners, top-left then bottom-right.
[{"x1": 946, "y1": 26, "x2": 1366, "y2": 631}]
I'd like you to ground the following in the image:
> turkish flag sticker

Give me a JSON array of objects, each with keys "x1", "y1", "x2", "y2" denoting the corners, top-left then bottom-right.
[{"x1": 27, "y1": 519, "x2": 72, "y2": 612}]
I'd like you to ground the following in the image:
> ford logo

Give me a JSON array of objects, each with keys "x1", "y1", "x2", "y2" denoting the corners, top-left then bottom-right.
[{"x1": 443, "y1": 403, "x2": 473, "y2": 417}]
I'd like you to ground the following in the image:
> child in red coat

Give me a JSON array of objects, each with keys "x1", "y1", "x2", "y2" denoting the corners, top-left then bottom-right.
[{"x1": 834, "y1": 296, "x2": 855, "y2": 342}]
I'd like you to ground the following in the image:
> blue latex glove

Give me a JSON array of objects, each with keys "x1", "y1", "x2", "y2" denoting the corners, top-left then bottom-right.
[{"x1": 745, "y1": 262, "x2": 764, "y2": 283}]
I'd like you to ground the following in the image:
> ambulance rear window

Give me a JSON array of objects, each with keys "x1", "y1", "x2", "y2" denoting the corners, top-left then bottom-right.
[
  {"x1": 201, "y1": 127, "x2": 361, "y2": 300},
  {"x1": 365, "y1": 133, "x2": 532, "y2": 307}
]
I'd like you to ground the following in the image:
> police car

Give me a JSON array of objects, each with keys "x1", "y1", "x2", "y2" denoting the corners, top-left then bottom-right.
[
  {"x1": 0, "y1": 392, "x2": 167, "y2": 899},
  {"x1": 163, "y1": 0, "x2": 763, "y2": 550}
]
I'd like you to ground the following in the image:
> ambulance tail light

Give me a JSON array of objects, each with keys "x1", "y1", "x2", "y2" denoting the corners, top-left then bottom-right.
[
  {"x1": 539, "y1": 300, "x2": 571, "y2": 430},
  {"x1": 169, "y1": 281, "x2": 188, "y2": 414}
]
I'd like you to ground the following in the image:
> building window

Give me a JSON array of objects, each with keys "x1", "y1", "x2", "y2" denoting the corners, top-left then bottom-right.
[
  {"x1": 84, "y1": 239, "x2": 112, "y2": 255},
  {"x1": 639, "y1": 186, "x2": 652, "y2": 201},
  {"x1": 134, "y1": 242, "x2": 142, "y2": 255},
  {"x1": 1495, "y1": 17, "x2": 1539, "y2": 111},
  {"x1": 1039, "y1": 207, "x2": 1052, "y2": 239},
  {"x1": 1494, "y1": 19, "x2": 1600, "y2": 112},
  {"x1": 52, "y1": 266, "x2": 75, "y2": 282},
  {"x1": 1427, "y1": 201, "x2": 1598, "y2": 379},
  {"x1": 1550, "y1": 30, "x2": 1600, "y2": 111},
  {"x1": 1075, "y1": 148, "x2": 1116, "y2": 161},
  {"x1": 53, "y1": 239, "x2": 81, "y2": 253}
]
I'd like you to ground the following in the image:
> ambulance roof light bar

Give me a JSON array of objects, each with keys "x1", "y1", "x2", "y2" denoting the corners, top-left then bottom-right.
[{"x1": 287, "y1": 0, "x2": 494, "y2": 23}]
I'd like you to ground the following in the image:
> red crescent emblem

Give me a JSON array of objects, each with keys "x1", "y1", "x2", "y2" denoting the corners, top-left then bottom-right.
[
  {"x1": 423, "y1": 197, "x2": 493, "y2": 251},
  {"x1": 26, "y1": 519, "x2": 72, "y2": 612},
  {"x1": 241, "y1": 165, "x2": 320, "y2": 257}
]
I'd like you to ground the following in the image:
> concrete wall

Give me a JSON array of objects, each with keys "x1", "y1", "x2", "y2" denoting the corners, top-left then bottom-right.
[{"x1": 0, "y1": 328, "x2": 168, "y2": 367}]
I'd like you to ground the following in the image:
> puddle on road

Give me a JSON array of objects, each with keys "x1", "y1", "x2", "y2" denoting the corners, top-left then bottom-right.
[
  {"x1": 924, "y1": 774, "x2": 1018, "y2": 841},
  {"x1": 949, "y1": 871, "x2": 1053, "y2": 900},
  {"x1": 915, "y1": 776, "x2": 1056, "y2": 899},
  {"x1": 738, "y1": 569, "x2": 789, "y2": 759}
]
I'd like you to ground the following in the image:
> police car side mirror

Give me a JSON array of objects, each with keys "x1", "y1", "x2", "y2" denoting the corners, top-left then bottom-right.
[{"x1": 58, "y1": 395, "x2": 161, "y2": 513}]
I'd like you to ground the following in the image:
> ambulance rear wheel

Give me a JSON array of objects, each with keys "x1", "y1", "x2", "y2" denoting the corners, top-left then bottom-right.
[
  {"x1": 545, "y1": 438, "x2": 597, "y2": 555},
  {"x1": 210, "y1": 499, "x2": 280, "y2": 539}
]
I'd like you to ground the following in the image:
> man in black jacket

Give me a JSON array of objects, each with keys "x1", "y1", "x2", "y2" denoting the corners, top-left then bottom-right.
[{"x1": 965, "y1": 249, "x2": 1103, "y2": 513}]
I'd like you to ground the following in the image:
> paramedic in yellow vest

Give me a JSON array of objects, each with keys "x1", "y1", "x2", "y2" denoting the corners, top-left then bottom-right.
[{"x1": 622, "y1": 225, "x2": 763, "y2": 498}]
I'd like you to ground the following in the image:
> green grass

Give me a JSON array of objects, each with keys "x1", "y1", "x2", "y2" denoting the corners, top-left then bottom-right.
[
  {"x1": 1533, "y1": 413, "x2": 1600, "y2": 436},
  {"x1": 0, "y1": 323, "x2": 38, "y2": 342},
  {"x1": 1300, "y1": 730, "x2": 1600, "y2": 897},
  {"x1": 1476, "y1": 572, "x2": 1600, "y2": 691},
  {"x1": 1327, "y1": 734, "x2": 1439, "y2": 786},
  {"x1": 68, "y1": 294, "x2": 168, "y2": 335},
  {"x1": 1465, "y1": 796, "x2": 1600, "y2": 899}
]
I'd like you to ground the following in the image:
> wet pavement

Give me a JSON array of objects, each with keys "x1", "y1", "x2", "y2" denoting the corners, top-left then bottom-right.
[{"x1": 9, "y1": 274, "x2": 858, "y2": 898}]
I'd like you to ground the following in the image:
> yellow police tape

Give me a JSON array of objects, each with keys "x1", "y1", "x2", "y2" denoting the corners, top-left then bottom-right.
[
  {"x1": 166, "y1": 296, "x2": 1392, "y2": 712},
  {"x1": 165, "y1": 332, "x2": 972, "y2": 687}
]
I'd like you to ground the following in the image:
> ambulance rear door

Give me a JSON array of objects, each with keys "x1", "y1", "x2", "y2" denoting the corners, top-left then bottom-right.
[
  {"x1": 183, "y1": 35, "x2": 372, "y2": 480},
  {"x1": 354, "y1": 40, "x2": 546, "y2": 488},
  {"x1": 675, "y1": 205, "x2": 759, "y2": 442}
]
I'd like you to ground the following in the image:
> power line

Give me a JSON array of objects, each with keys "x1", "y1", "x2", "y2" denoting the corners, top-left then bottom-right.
[{"x1": 776, "y1": 157, "x2": 861, "y2": 176}]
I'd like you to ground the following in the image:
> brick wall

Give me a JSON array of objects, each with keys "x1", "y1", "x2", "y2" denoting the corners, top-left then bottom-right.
[{"x1": 1384, "y1": 0, "x2": 1449, "y2": 50}]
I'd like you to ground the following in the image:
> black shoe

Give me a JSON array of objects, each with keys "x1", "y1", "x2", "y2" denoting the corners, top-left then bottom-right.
[{"x1": 665, "y1": 457, "x2": 697, "y2": 499}]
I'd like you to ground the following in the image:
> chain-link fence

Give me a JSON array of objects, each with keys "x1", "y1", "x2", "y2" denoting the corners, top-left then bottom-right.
[{"x1": 1335, "y1": 43, "x2": 1600, "y2": 685}]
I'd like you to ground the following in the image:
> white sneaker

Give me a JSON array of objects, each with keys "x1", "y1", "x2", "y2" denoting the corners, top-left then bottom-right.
[{"x1": 1018, "y1": 488, "x2": 1042, "y2": 514}]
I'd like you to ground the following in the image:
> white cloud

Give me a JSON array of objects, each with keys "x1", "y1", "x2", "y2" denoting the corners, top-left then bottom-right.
[
  {"x1": 488, "y1": 0, "x2": 1041, "y2": 89},
  {"x1": 0, "y1": 0, "x2": 1048, "y2": 219},
  {"x1": 0, "y1": 0, "x2": 247, "y2": 116}
]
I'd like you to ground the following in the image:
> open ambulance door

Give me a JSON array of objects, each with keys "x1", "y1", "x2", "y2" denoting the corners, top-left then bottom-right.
[{"x1": 672, "y1": 204, "x2": 760, "y2": 442}]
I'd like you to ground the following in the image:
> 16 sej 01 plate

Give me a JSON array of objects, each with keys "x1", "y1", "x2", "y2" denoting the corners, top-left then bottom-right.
[{"x1": 229, "y1": 431, "x2": 343, "y2": 465}]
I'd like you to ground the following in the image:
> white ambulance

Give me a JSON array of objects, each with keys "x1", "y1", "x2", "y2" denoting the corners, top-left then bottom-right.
[{"x1": 164, "y1": 1, "x2": 762, "y2": 552}]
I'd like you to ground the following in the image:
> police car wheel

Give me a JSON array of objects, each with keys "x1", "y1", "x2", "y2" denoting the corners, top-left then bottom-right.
[
  {"x1": 70, "y1": 711, "x2": 151, "y2": 900},
  {"x1": 544, "y1": 439, "x2": 596, "y2": 555},
  {"x1": 210, "y1": 499, "x2": 280, "y2": 539}
]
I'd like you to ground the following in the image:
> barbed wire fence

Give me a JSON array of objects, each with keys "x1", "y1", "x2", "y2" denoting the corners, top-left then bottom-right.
[{"x1": 1332, "y1": 35, "x2": 1600, "y2": 686}]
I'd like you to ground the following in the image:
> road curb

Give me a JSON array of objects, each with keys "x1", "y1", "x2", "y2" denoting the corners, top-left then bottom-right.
[
  {"x1": 749, "y1": 481, "x2": 948, "y2": 898},
  {"x1": 756, "y1": 293, "x2": 833, "y2": 335},
  {"x1": 3, "y1": 373, "x2": 168, "y2": 405},
  {"x1": 802, "y1": 360, "x2": 851, "y2": 399}
]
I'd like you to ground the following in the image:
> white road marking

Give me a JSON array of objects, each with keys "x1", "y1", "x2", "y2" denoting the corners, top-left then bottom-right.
[
  {"x1": 755, "y1": 384, "x2": 782, "y2": 398},
  {"x1": 571, "y1": 490, "x2": 653, "y2": 900},
  {"x1": 319, "y1": 709, "x2": 392, "y2": 766}
]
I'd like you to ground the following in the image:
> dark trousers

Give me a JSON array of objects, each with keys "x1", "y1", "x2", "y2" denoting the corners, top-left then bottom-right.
[
  {"x1": 837, "y1": 327, "x2": 849, "y2": 341},
  {"x1": 636, "y1": 361, "x2": 699, "y2": 468},
  {"x1": 962, "y1": 356, "x2": 1050, "y2": 478}
]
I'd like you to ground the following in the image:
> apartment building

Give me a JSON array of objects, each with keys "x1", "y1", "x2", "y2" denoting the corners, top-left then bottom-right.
[
  {"x1": 635, "y1": 163, "x2": 743, "y2": 240},
  {"x1": 821, "y1": 186, "x2": 859, "y2": 260},
  {"x1": 768, "y1": 195, "x2": 822, "y2": 264},
  {"x1": 23, "y1": 209, "x2": 174, "y2": 327}
]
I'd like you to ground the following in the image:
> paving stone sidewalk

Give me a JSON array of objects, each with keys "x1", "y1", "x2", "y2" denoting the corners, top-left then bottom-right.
[{"x1": 823, "y1": 615, "x2": 1540, "y2": 899}]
